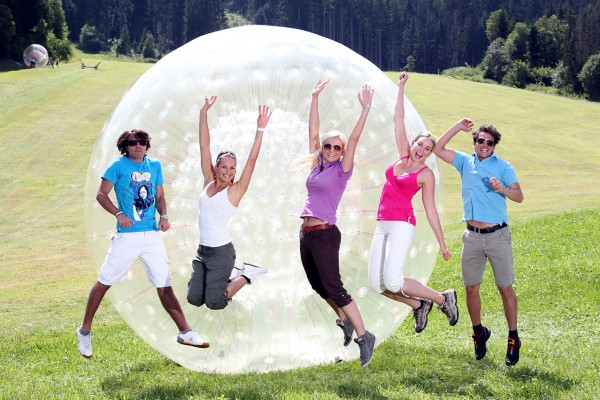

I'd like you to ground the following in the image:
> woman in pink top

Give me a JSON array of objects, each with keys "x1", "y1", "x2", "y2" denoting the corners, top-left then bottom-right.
[
  {"x1": 298, "y1": 79, "x2": 376, "y2": 367},
  {"x1": 368, "y1": 72, "x2": 459, "y2": 334}
]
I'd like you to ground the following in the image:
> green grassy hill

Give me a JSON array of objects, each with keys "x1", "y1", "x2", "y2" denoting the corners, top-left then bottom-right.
[{"x1": 0, "y1": 56, "x2": 598, "y2": 399}]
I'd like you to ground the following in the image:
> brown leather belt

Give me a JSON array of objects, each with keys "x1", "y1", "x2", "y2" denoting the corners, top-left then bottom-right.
[{"x1": 301, "y1": 223, "x2": 335, "y2": 234}]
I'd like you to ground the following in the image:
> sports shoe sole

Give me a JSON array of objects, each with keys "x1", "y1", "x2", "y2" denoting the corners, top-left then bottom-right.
[
  {"x1": 440, "y1": 289, "x2": 459, "y2": 326},
  {"x1": 414, "y1": 299, "x2": 433, "y2": 333},
  {"x1": 177, "y1": 337, "x2": 210, "y2": 348}
]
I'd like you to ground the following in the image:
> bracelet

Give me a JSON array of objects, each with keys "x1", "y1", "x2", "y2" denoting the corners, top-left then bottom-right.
[
  {"x1": 115, "y1": 211, "x2": 124, "y2": 218},
  {"x1": 257, "y1": 128, "x2": 265, "y2": 132},
  {"x1": 160, "y1": 215, "x2": 168, "y2": 220}
]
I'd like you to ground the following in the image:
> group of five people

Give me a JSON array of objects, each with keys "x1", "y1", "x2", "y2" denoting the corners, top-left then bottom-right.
[{"x1": 76, "y1": 72, "x2": 523, "y2": 368}]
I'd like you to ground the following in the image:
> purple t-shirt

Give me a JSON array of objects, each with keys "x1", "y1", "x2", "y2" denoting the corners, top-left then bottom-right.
[{"x1": 300, "y1": 155, "x2": 353, "y2": 224}]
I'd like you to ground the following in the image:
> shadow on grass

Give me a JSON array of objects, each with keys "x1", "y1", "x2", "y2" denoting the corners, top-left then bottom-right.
[
  {"x1": 99, "y1": 358, "x2": 392, "y2": 399},
  {"x1": 98, "y1": 347, "x2": 578, "y2": 400},
  {"x1": 394, "y1": 349, "x2": 578, "y2": 398}
]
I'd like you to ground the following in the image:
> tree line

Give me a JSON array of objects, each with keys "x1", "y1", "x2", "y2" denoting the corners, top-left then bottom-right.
[{"x1": 2, "y1": 0, "x2": 600, "y2": 99}]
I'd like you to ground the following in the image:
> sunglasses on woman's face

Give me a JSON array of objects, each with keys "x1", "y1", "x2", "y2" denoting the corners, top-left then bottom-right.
[
  {"x1": 476, "y1": 138, "x2": 495, "y2": 146},
  {"x1": 127, "y1": 139, "x2": 149, "y2": 147},
  {"x1": 323, "y1": 143, "x2": 342, "y2": 151}
]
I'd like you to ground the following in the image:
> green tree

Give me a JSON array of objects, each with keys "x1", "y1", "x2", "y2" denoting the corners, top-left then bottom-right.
[
  {"x1": 403, "y1": 55, "x2": 416, "y2": 72},
  {"x1": 574, "y1": 0, "x2": 600, "y2": 71},
  {"x1": 46, "y1": 31, "x2": 72, "y2": 61},
  {"x1": 117, "y1": 24, "x2": 131, "y2": 55},
  {"x1": 0, "y1": 5, "x2": 16, "y2": 57},
  {"x1": 505, "y1": 22, "x2": 530, "y2": 62},
  {"x1": 78, "y1": 24, "x2": 105, "y2": 53},
  {"x1": 551, "y1": 61, "x2": 574, "y2": 94},
  {"x1": 480, "y1": 37, "x2": 511, "y2": 82},
  {"x1": 579, "y1": 53, "x2": 600, "y2": 101},
  {"x1": 141, "y1": 31, "x2": 157, "y2": 58},
  {"x1": 184, "y1": 0, "x2": 225, "y2": 42},
  {"x1": 486, "y1": 9, "x2": 510, "y2": 42},
  {"x1": 502, "y1": 60, "x2": 531, "y2": 88},
  {"x1": 531, "y1": 14, "x2": 569, "y2": 67}
]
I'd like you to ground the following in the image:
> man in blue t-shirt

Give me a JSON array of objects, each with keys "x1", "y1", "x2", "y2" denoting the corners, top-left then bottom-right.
[
  {"x1": 76, "y1": 129, "x2": 209, "y2": 359},
  {"x1": 435, "y1": 119, "x2": 524, "y2": 366}
]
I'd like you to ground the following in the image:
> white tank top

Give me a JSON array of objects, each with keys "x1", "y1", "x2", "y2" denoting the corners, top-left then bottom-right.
[{"x1": 198, "y1": 183, "x2": 237, "y2": 247}]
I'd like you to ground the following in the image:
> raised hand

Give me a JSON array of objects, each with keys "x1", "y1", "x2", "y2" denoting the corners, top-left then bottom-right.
[
  {"x1": 398, "y1": 71, "x2": 408, "y2": 86},
  {"x1": 312, "y1": 79, "x2": 330, "y2": 96},
  {"x1": 202, "y1": 96, "x2": 217, "y2": 111},
  {"x1": 358, "y1": 84, "x2": 374, "y2": 109},
  {"x1": 257, "y1": 105, "x2": 272, "y2": 129},
  {"x1": 457, "y1": 118, "x2": 474, "y2": 132}
]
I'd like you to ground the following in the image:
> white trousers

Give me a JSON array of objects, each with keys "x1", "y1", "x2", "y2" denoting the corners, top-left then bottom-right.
[
  {"x1": 368, "y1": 220, "x2": 414, "y2": 293},
  {"x1": 98, "y1": 231, "x2": 171, "y2": 287}
]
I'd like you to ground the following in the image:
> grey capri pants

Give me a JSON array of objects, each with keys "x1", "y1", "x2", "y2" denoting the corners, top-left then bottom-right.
[{"x1": 187, "y1": 242, "x2": 236, "y2": 310}]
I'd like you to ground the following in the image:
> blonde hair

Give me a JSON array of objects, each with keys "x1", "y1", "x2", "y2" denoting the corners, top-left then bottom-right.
[{"x1": 297, "y1": 130, "x2": 349, "y2": 170}]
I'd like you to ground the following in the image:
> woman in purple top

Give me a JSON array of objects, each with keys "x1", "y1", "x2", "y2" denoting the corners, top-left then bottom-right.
[
  {"x1": 299, "y1": 78, "x2": 376, "y2": 367},
  {"x1": 368, "y1": 72, "x2": 460, "y2": 335}
]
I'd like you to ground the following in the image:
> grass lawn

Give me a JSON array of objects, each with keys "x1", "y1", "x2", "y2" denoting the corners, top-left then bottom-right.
[{"x1": 0, "y1": 53, "x2": 598, "y2": 399}]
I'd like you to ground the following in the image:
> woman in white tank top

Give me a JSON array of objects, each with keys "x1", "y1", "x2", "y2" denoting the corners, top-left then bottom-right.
[{"x1": 186, "y1": 97, "x2": 272, "y2": 311}]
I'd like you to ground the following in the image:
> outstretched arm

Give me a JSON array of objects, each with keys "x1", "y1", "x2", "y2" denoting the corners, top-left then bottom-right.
[
  {"x1": 341, "y1": 84, "x2": 374, "y2": 172},
  {"x1": 309, "y1": 79, "x2": 329, "y2": 153},
  {"x1": 394, "y1": 72, "x2": 410, "y2": 157},
  {"x1": 199, "y1": 96, "x2": 218, "y2": 186},
  {"x1": 420, "y1": 172, "x2": 451, "y2": 260},
  {"x1": 433, "y1": 118, "x2": 474, "y2": 164},
  {"x1": 229, "y1": 105, "x2": 273, "y2": 206}
]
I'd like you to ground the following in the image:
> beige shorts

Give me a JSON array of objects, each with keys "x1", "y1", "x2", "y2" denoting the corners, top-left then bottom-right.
[
  {"x1": 98, "y1": 230, "x2": 171, "y2": 287},
  {"x1": 461, "y1": 226, "x2": 515, "y2": 287}
]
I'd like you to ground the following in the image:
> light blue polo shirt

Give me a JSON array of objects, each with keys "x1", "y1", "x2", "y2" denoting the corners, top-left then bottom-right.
[{"x1": 451, "y1": 151, "x2": 518, "y2": 225}]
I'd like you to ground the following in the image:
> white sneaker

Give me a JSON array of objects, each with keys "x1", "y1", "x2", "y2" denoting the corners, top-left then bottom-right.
[
  {"x1": 76, "y1": 328, "x2": 92, "y2": 359},
  {"x1": 228, "y1": 266, "x2": 243, "y2": 282},
  {"x1": 241, "y1": 263, "x2": 268, "y2": 284},
  {"x1": 177, "y1": 330, "x2": 210, "y2": 348}
]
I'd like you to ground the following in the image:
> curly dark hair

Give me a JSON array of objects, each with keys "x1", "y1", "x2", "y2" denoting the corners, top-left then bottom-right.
[
  {"x1": 472, "y1": 124, "x2": 501, "y2": 145},
  {"x1": 117, "y1": 129, "x2": 152, "y2": 156}
]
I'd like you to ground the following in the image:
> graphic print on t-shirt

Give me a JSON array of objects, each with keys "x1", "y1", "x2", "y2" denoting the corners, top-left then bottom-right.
[{"x1": 129, "y1": 171, "x2": 154, "y2": 221}]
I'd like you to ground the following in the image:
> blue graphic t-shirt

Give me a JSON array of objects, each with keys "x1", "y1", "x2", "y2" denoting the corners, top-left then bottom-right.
[{"x1": 102, "y1": 156, "x2": 164, "y2": 232}]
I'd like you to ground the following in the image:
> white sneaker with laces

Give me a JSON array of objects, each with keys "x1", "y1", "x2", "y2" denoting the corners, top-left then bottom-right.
[
  {"x1": 177, "y1": 330, "x2": 210, "y2": 348},
  {"x1": 76, "y1": 328, "x2": 92, "y2": 359},
  {"x1": 241, "y1": 263, "x2": 268, "y2": 284}
]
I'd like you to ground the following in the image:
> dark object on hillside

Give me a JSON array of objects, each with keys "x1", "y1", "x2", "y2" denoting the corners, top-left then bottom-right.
[{"x1": 81, "y1": 62, "x2": 101, "y2": 70}]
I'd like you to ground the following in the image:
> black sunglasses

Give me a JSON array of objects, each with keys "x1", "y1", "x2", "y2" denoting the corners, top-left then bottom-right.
[
  {"x1": 127, "y1": 139, "x2": 149, "y2": 147},
  {"x1": 323, "y1": 143, "x2": 342, "y2": 151},
  {"x1": 476, "y1": 138, "x2": 495, "y2": 146}
]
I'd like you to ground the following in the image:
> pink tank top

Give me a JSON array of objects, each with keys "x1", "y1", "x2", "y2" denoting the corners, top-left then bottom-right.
[{"x1": 377, "y1": 157, "x2": 428, "y2": 225}]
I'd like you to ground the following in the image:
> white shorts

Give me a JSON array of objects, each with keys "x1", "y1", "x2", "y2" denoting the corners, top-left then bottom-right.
[
  {"x1": 368, "y1": 220, "x2": 415, "y2": 293},
  {"x1": 98, "y1": 231, "x2": 171, "y2": 288}
]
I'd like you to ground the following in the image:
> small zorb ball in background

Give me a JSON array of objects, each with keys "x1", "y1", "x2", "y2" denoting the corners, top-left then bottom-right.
[
  {"x1": 23, "y1": 44, "x2": 49, "y2": 68},
  {"x1": 84, "y1": 25, "x2": 443, "y2": 373}
]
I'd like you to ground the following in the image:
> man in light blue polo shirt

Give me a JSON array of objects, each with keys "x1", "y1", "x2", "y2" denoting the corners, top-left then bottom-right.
[{"x1": 435, "y1": 119, "x2": 524, "y2": 366}]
